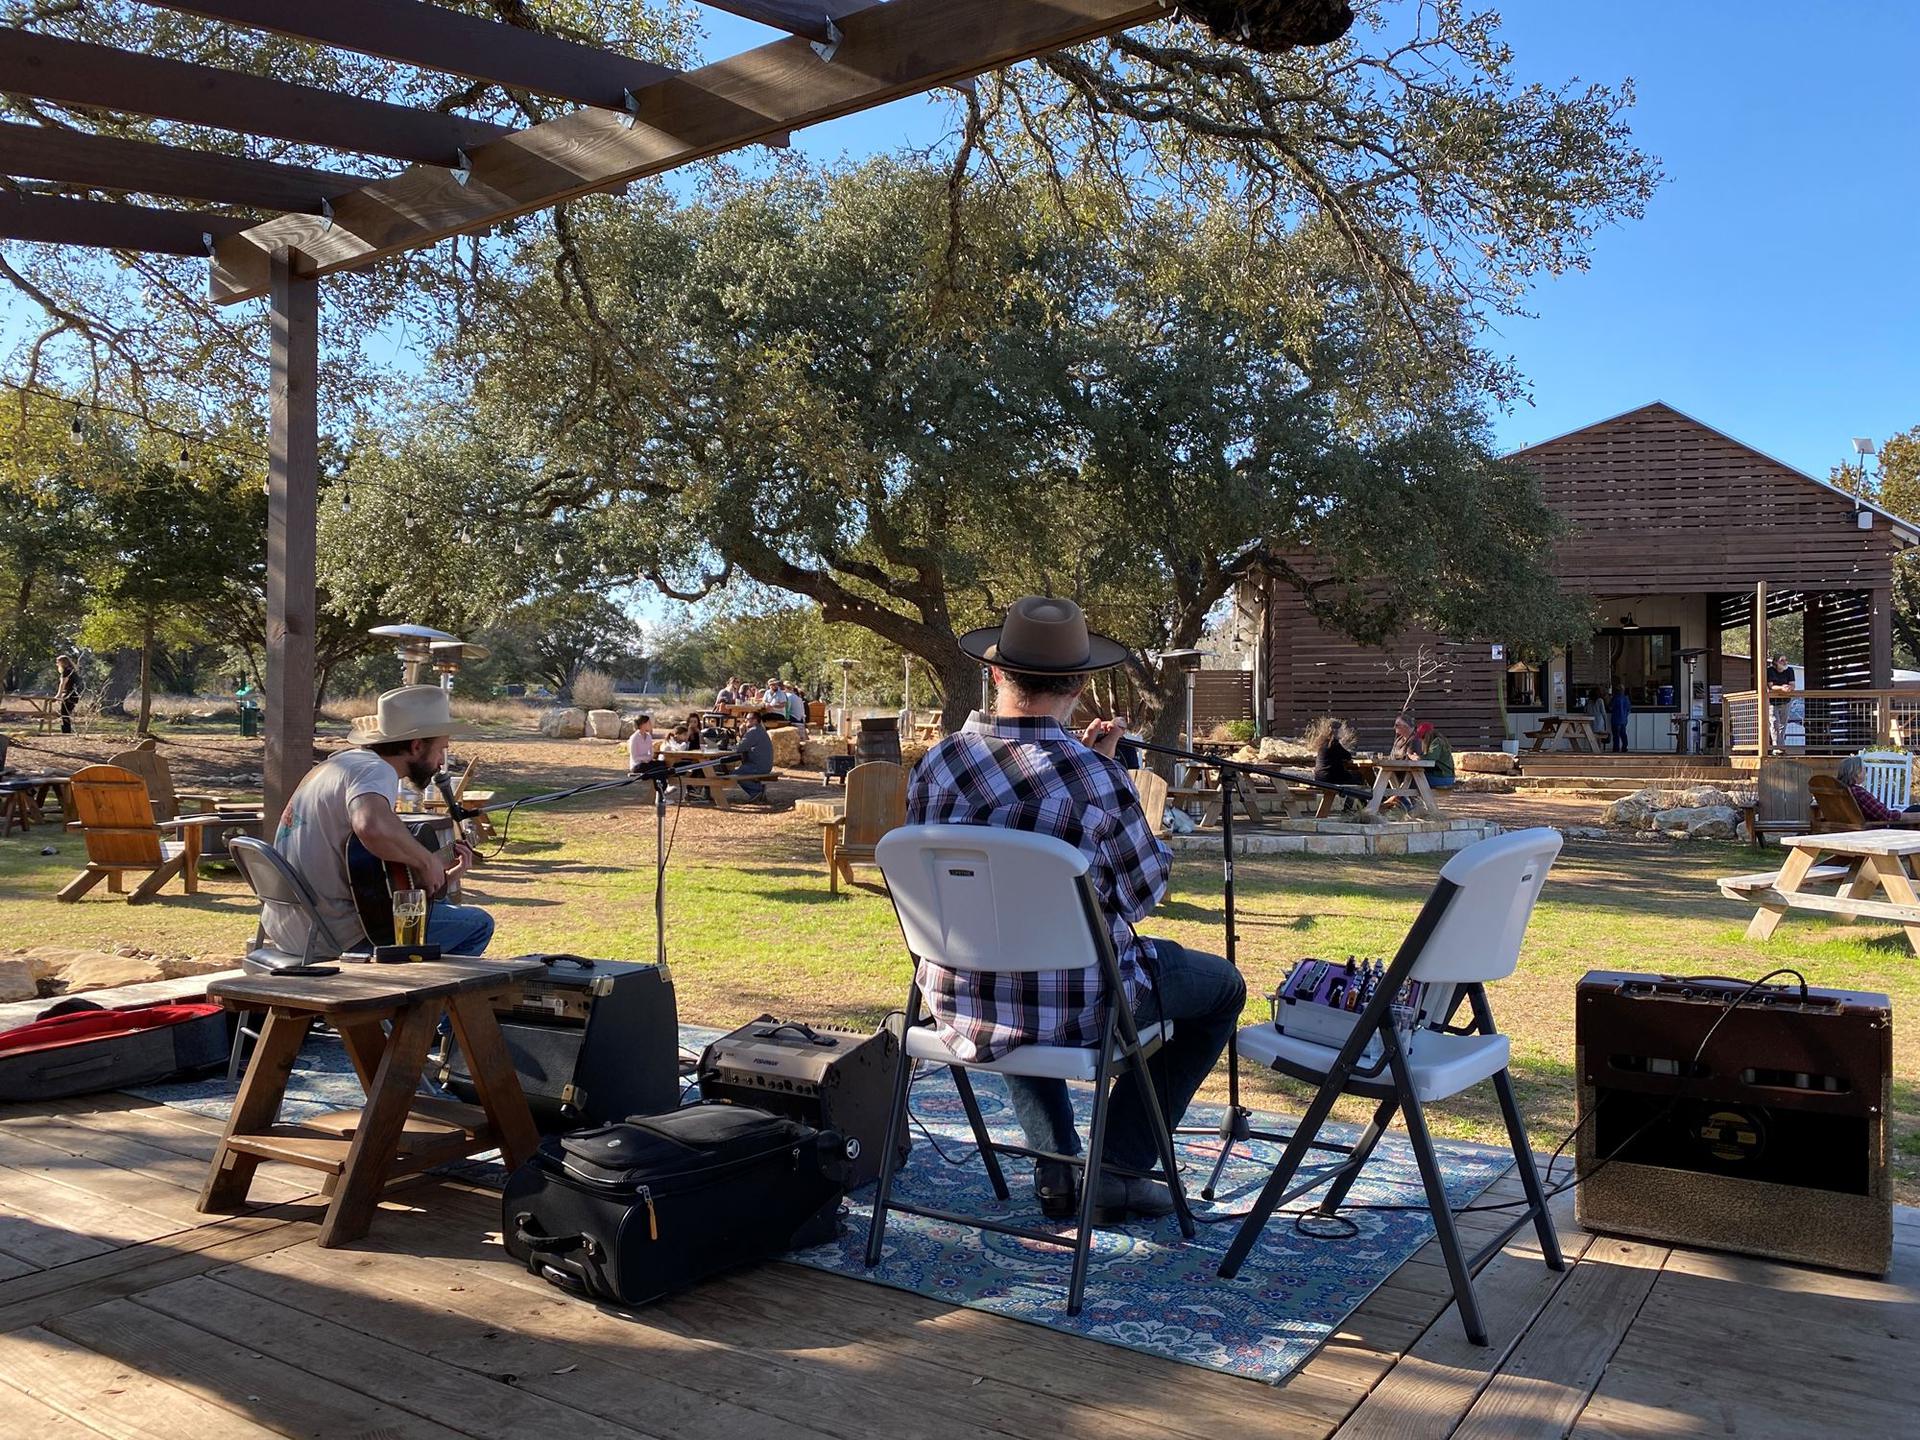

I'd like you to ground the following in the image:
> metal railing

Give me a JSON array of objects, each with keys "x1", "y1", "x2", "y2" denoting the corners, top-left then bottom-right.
[{"x1": 1723, "y1": 689, "x2": 1920, "y2": 755}]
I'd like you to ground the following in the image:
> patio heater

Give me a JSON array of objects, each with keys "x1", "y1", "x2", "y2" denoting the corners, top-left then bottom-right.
[
  {"x1": 369, "y1": 624, "x2": 457, "y2": 687},
  {"x1": 430, "y1": 639, "x2": 489, "y2": 694},
  {"x1": 1677, "y1": 647, "x2": 1708, "y2": 753},
  {"x1": 833, "y1": 658, "x2": 857, "y2": 736},
  {"x1": 1156, "y1": 648, "x2": 1206, "y2": 747}
]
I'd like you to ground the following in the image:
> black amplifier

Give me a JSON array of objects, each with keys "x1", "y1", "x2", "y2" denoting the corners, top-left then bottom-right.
[
  {"x1": 440, "y1": 954, "x2": 680, "y2": 1132},
  {"x1": 697, "y1": 1016, "x2": 903, "y2": 1187}
]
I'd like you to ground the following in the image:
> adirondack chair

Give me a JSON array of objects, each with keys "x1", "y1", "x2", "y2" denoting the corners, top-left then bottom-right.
[
  {"x1": 1856, "y1": 749, "x2": 1913, "y2": 811},
  {"x1": 1129, "y1": 767, "x2": 1170, "y2": 838},
  {"x1": 107, "y1": 740, "x2": 217, "y2": 822},
  {"x1": 1808, "y1": 775, "x2": 1871, "y2": 833},
  {"x1": 57, "y1": 764, "x2": 212, "y2": 903},
  {"x1": 829, "y1": 761, "x2": 906, "y2": 895}
]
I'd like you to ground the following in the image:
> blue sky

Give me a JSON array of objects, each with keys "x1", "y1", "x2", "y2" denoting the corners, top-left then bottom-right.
[{"x1": 705, "y1": 1, "x2": 1920, "y2": 480}]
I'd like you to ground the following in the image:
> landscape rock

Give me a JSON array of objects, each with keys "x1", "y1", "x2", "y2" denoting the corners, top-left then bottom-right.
[
  {"x1": 0, "y1": 960, "x2": 36, "y2": 1004},
  {"x1": 1458, "y1": 751, "x2": 1519, "y2": 775},
  {"x1": 1453, "y1": 773, "x2": 1515, "y2": 793},
  {"x1": 1562, "y1": 826, "x2": 1612, "y2": 840},
  {"x1": 586, "y1": 708, "x2": 622, "y2": 740},
  {"x1": 538, "y1": 706, "x2": 587, "y2": 739},
  {"x1": 1602, "y1": 787, "x2": 1687, "y2": 829},
  {"x1": 159, "y1": 955, "x2": 237, "y2": 980},
  {"x1": 55, "y1": 953, "x2": 164, "y2": 993},
  {"x1": 1654, "y1": 804, "x2": 1742, "y2": 840},
  {"x1": 767, "y1": 724, "x2": 805, "y2": 768},
  {"x1": 1258, "y1": 737, "x2": 1315, "y2": 765}
]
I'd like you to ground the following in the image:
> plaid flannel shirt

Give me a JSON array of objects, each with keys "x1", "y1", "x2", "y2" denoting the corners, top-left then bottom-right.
[{"x1": 906, "y1": 713, "x2": 1172, "y2": 1062}]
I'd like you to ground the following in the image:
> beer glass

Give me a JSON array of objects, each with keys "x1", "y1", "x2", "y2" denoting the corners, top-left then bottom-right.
[{"x1": 392, "y1": 888, "x2": 428, "y2": 948}]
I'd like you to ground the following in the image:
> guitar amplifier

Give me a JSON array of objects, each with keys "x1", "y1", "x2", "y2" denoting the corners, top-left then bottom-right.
[
  {"x1": 439, "y1": 954, "x2": 680, "y2": 1131},
  {"x1": 697, "y1": 1016, "x2": 904, "y2": 1187},
  {"x1": 1575, "y1": 970, "x2": 1893, "y2": 1274}
]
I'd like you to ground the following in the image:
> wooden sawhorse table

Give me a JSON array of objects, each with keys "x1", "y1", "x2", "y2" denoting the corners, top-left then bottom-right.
[{"x1": 198, "y1": 957, "x2": 544, "y2": 1247}]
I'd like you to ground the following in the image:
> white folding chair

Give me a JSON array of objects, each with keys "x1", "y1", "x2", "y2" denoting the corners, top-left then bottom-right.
[
  {"x1": 1217, "y1": 828, "x2": 1566, "y2": 1345},
  {"x1": 864, "y1": 824, "x2": 1196, "y2": 1316},
  {"x1": 1856, "y1": 750, "x2": 1912, "y2": 811}
]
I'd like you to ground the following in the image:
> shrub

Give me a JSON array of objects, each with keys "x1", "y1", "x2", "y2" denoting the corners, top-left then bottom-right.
[
  {"x1": 570, "y1": 667, "x2": 618, "y2": 710},
  {"x1": 1211, "y1": 719, "x2": 1257, "y2": 743}
]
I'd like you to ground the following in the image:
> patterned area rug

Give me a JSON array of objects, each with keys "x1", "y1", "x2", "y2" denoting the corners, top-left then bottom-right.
[{"x1": 134, "y1": 1026, "x2": 1510, "y2": 1386}]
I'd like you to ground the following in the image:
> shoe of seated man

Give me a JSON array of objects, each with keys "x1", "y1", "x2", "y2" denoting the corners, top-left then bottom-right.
[
  {"x1": 1092, "y1": 1172, "x2": 1177, "y2": 1224},
  {"x1": 1035, "y1": 1159, "x2": 1078, "y2": 1220}
]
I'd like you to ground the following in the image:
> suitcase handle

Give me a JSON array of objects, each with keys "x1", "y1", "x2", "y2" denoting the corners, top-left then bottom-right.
[{"x1": 512, "y1": 1213, "x2": 600, "y2": 1262}]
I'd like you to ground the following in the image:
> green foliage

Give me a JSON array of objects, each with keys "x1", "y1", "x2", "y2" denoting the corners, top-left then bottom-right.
[
  {"x1": 476, "y1": 592, "x2": 643, "y2": 697},
  {"x1": 1834, "y1": 430, "x2": 1920, "y2": 668}
]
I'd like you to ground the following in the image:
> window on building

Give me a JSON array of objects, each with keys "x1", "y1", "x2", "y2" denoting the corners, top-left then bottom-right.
[{"x1": 1570, "y1": 628, "x2": 1680, "y2": 709}]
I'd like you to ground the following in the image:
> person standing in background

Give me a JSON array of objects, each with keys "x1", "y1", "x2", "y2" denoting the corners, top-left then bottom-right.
[
  {"x1": 54, "y1": 655, "x2": 80, "y2": 734},
  {"x1": 1608, "y1": 681, "x2": 1632, "y2": 753}
]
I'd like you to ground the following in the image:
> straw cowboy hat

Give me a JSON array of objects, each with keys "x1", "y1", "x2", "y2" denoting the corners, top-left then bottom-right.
[
  {"x1": 348, "y1": 685, "x2": 479, "y2": 745},
  {"x1": 958, "y1": 596, "x2": 1129, "y2": 676}
]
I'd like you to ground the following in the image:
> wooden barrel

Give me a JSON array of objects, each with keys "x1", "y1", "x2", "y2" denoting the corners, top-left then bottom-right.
[{"x1": 856, "y1": 716, "x2": 902, "y2": 766}]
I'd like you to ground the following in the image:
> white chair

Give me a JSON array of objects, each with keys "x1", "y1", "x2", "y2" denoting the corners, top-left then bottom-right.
[
  {"x1": 1217, "y1": 828, "x2": 1566, "y2": 1345},
  {"x1": 1856, "y1": 750, "x2": 1912, "y2": 811},
  {"x1": 864, "y1": 824, "x2": 1195, "y2": 1317}
]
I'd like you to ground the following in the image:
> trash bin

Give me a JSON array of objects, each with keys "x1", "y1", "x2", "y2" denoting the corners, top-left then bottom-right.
[{"x1": 239, "y1": 700, "x2": 261, "y2": 737}]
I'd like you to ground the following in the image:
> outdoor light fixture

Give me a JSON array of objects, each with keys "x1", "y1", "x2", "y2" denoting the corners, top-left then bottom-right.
[
  {"x1": 833, "y1": 657, "x2": 857, "y2": 737},
  {"x1": 1859, "y1": 508, "x2": 1875, "y2": 530},
  {"x1": 1853, "y1": 437, "x2": 1877, "y2": 458},
  {"x1": 1154, "y1": 648, "x2": 1208, "y2": 750},
  {"x1": 1619, "y1": 614, "x2": 1639, "y2": 631},
  {"x1": 430, "y1": 639, "x2": 489, "y2": 692}
]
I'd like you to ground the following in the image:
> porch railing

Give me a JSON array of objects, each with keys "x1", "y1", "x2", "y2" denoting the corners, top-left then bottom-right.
[{"x1": 1722, "y1": 688, "x2": 1920, "y2": 754}]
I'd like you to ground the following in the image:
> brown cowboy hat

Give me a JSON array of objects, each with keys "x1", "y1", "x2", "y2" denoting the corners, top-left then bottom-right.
[{"x1": 958, "y1": 596, "x2": 1129, "y2": 676}]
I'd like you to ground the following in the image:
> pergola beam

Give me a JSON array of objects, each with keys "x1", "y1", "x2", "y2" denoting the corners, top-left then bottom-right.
[
  {"x1": 0, "y1": 191, "x2": 250, "y2": 255},
  {"x1": 0, "y1": 30, "x2": 507, "y2": 167},
  {"x1": 138, "y1": 0, "x2": 677, "y2": 109},
  {"x1": 0, "y1": 121, "x2": 370, "y2": 213},
  {"x1": 701, "y1": 2, "x2": 843, "y2": 45},
  {"x1": 210, "y1": 0, "x2": 1168, "y2": 303}
]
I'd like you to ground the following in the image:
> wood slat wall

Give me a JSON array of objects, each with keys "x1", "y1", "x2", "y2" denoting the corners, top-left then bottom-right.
[
  {"x1": 1192, "y1": 670, "x2": 1255, "y2": 736},
  {"x1": 1511, "y1": 403, "x2": 1903, "y2": 594},
  {"x1": 1260, "y1": 404, "x2": 1905, "y2": 740}
]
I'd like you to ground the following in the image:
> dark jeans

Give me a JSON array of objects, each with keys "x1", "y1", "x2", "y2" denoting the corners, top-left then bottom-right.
[
  {"x1": 1610, "y1": 726, "x2": 1629, "y2": 753},
  {"x1": 1002, "y1": 939, "x2": 1244, "y2": 1172},
  {"x1": 59, "y1": 695, "x2": 77, "y2": 734}
]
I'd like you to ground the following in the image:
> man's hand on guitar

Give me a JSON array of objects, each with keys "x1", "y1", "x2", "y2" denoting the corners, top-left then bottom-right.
[
  {"x1": 416, "y1": 850, "x2": 450, "y2": 898},
  {"x1": 448, "y1": 840, "x2": 477, "y2": 877}
]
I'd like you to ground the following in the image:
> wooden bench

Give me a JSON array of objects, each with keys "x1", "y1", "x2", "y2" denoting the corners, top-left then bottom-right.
[
  {"x1": 1717, "y1": 863, "x2": 1852, "y2": 896},
  {"x1": 678, "y1": 771, "x2": 777, "y2": 809}
]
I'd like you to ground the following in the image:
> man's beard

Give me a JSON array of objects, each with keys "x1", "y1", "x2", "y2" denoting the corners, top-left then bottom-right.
[{"x1": 406, "y1": 758, "x2": 438, "y2": 790}]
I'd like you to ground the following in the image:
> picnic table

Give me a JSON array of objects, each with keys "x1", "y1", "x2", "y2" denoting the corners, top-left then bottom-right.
[
  {"x1": 1362, "y1": 756, "x2": 1439, "y2": 818},
  {"x1": 1719, "y1": 828, "x2": 1920, "y2": 954},
  {"x1": 671, "y1": 749, "x2": 776, "y2": 809},
  {"x1": 2, "y1": 692, "x2": 57, "y2": 732},
  {"x1": 1523, "y1": 712, "x2": 1602, "y2": 753},
  {"x1": 0, "y1": 771, "x2": 73, "y2": 835},
  {"x1": 199, "y1": 957, "x2": 542, "y2": 1247}
]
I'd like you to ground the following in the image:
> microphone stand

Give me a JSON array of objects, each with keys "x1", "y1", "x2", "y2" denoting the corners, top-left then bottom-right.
[
  {"x1": 443, "y1": 751, "x2": 735, "y2": 976},
  {"x1": 1132, "y1": 737, "x2": 1371, "y2": 1199}
]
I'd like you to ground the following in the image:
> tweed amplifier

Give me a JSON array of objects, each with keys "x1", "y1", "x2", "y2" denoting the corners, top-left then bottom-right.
[
  {"x1": 697, "y1": 1016, "x2": 903, "y2": 1187},
  {"x1": 439, "y1": 954, "x2": 680, "y2": 1131},
  {"x1": 1574, "y1": 969, "x2": 1892, "y2": 1275}
]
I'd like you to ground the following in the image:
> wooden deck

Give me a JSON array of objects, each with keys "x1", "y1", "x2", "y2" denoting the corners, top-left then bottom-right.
[{"x1": 0, "y1": 1091, "x2": 1912, "y2": 1439}]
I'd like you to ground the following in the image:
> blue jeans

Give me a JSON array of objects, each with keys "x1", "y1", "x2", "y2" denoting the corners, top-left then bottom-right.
[
  {"x1": 429, "y1": 900, "x2": 495, "y2": 956},
  {"x1": 1002, "y1": 940, "x2": 1244, "y2": 1172}
]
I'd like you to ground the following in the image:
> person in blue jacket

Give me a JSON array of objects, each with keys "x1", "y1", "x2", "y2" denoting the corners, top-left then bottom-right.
[{"x1": 1607, "y1": 681, "x2": 1632, "y2": 753}]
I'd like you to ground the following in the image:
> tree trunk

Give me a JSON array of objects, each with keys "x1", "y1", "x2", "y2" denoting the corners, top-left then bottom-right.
[
  {"x1": 937, "y1": 653, "x2": 986, "y2": 732},
  {"x1": 136, "y1": 610, "x2": 155, "y2": 736}
]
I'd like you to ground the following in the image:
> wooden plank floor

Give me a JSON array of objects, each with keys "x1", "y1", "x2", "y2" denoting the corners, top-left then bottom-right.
[{"x1": 0, "y1": 1093, "x2": 1912, "y2": 1439}]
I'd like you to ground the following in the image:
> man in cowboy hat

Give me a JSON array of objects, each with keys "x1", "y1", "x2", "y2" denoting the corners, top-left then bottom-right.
[
  {"x1": 264, "y1": 685, "x2": 493, "y2": 959},
  {"x1": 910, "y1": 596, "x2": 1244, "y2": 1223}
]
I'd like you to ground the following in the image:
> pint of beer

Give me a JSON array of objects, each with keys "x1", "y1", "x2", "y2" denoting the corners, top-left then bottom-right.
[{"x1": 392, "y1": 888, "x2": 428, "y2": 948}]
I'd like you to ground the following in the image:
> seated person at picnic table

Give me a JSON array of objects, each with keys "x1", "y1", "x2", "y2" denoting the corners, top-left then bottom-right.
[
  {"x1": 1306, "y1": 715, "x2": 1366, "y2": 788},
  {"x1": 626, "y1": 713, "x2": 657, "y2": 772},
  {"x1": 1389, "y1": 712, "x2": 1425, "y2": 760},
  {"x1": 714, "y1": 677, "x2": 740, "y2": 707},
  {"x1": 1416, "y1": 722, "x2": 1456, "y2": 788},
  {"x1": 728, "y1": 712, "x2": 774, "y2": 800},
  {"x1": 912, "y1": 595, "x2": 1243, "y2": 1223},
  {"x1": 1836, "y1": 755, "x2": 1920, "y2": 823},
  {"x1": 266, "y1": 685, "x2": 493, "y2": 958}
]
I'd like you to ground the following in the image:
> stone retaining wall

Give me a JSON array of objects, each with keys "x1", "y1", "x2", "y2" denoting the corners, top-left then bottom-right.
[{"x1": 1169, "y1": 818, "x2": 1502, "y2": 857}]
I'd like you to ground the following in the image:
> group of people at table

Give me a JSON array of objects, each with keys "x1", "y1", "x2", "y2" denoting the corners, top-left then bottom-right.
[{"x1": 1306, "y1": 711, "x2": 1457, "y2": 807}]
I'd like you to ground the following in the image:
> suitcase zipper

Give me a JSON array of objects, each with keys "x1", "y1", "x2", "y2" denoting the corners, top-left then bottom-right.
[{"x1": 638, "y1": 1184, "x2": 659, "y2": 1240}]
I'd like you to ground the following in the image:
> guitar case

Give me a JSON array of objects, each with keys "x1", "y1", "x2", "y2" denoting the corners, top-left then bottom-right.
[{"x1": 0, "y1": 1001, "x2": 230, "y2": 1100}]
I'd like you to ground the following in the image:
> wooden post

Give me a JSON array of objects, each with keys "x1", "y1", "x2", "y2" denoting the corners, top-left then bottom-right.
[
  {"x1": 1754, "y1": 580, "x2": 1769, "y2": 757},
  {"x1": 264, "y1": 247, "x2": 318, "y2": 829},
  {"x1": 1870, "y1": 585, "x2": 1894, "y2": 689}
]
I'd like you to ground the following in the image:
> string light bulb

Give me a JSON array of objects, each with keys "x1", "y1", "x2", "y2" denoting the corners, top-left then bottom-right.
[
  {"x1": 340, "y1": 479, "x2": 352, "y2": 514},
  {"x1": 69, "y1": 411, "x2": 82, "y2": 437}
]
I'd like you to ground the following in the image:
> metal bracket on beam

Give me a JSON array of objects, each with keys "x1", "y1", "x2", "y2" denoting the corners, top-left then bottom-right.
[
  {"x1": 620, "y1": 88, "x2": 641, "y2": 130},
  {"x1": 452, "y1": 149, "x2": 473, "y2": 186},
  {"x1": 949, "y1": 75, "x2": 979, "y2": 99},
  {"x1": 318, "y1": 196, "x2": 334, "y2": 232},
  {"x1": 810, "y1": 17, "x2": 842, "y2": 63},
  {"x1": 202, "y1": 231, "x2": 216, "y2": 255},
  {"x1": 761, "y1": 131, "x2": 792, "y2": 149}
]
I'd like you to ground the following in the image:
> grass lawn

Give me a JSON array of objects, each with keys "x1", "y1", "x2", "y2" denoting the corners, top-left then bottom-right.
[{"x1": 5, "y1": 747, "x2": 1915, "y2": 1201}]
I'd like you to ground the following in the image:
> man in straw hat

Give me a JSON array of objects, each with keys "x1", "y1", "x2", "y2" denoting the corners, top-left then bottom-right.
[
  {"x1": 264, "y1": 685, "x2": 493, "y2": 959},
  {"x1": 910, "y1": 596, "x2": 1243, "y2": 1223}
]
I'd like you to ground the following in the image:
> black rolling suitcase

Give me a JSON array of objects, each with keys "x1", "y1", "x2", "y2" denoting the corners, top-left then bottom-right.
[{"x1": 501, "y1": 1102, "x2": 848, "y2": 1306}]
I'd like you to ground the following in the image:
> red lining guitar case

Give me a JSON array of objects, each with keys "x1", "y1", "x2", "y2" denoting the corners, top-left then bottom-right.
[{"x1": 0, "y1": 1002, "x2": 229, "y2": 1100}]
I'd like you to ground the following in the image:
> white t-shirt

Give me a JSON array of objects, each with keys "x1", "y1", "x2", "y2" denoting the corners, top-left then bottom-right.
[
  {"x1": 628, "y1": 728, "x2": 657, "y2": 767},
  {"x1": 266, "y1": 749, "x2": 399, "y2": 957}
]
